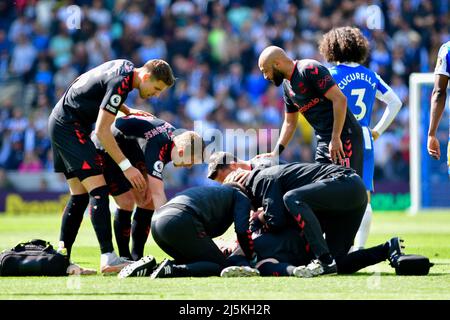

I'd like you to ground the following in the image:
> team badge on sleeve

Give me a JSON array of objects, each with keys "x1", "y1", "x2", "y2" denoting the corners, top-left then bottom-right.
[
  {"x1": 154, "y1": 161, "x2": 164, "y2": 173},
  {"x1": 110, "y1": 94, "x2": 122, "y2": 107},
  {"x1": 152, "y1": 160, "x2": 164, "y2": 178}
]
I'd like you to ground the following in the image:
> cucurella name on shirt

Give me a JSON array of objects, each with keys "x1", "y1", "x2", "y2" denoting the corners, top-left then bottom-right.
[{"x1": 338, "y1": 72, "x2": 376, "y2": 90}]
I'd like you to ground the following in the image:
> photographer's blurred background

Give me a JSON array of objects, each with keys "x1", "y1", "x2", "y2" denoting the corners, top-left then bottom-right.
[{"x1": 0, "y1": 0, "x2": 448, "y2": 213}]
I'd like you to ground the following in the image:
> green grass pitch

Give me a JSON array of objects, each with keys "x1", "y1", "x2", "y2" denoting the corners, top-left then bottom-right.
[{"x1": 0, "y1": 212, "x2": 449, "y2": 300}]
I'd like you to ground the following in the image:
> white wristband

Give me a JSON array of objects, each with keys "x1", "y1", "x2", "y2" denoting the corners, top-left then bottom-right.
[{"x1": 119, "y1": 159, "x2": 132, "y2": 171}]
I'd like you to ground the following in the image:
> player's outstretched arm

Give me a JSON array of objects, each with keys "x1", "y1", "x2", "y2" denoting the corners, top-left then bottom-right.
[
  {"x1": 427, "y1": 74, "x2": 449, "y2": 160},
  {"x1": 95, "y1": 109, "x2": 146, "y2": 192}
]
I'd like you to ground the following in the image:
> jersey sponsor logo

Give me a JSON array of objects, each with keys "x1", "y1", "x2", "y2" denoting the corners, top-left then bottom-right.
[
  {"x1": 110, "y1": 94, "x2": 122, "y2": 107},
  {"x1": 298, "y1": 98, "x2": 320, "y2": 113},
  {"x1": 144, "y1": 122, "x2": 173, "y2": 140},
  {"x1": 317, "y1": 75, "x2": 332, "y2": 90},
  {"x1": 105, "y1": 104, "x2": 117, "y2": 113},
  {"x1": 153, "y1": 160, "x2": 164, "y2": 173}
]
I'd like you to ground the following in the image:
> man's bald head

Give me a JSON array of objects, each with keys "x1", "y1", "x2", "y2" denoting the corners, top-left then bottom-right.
[
  {"x1": 258, "y1": 46, "x2": 288, "y2": 68},
  {"x1": 258, "y1": 46, "x2": 293, "y2": 87}
]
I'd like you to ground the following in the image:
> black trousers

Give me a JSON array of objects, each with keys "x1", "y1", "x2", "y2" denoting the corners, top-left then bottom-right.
[
  {"x1": 151, "y1": 205, "x2": 227, "y2": 267},
  {"x1": 253, "y1": 227, "x2": 313, "y2": 266},
  {"x1": 283, "y1": 174, "x2": 368, "y2": 260}
]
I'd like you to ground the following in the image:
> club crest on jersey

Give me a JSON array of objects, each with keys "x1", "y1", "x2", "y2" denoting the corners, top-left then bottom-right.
[
  {"x1": 110, "y1": 94, "x2": 122, "y2": 107},
  {"x1": 154, "y1": 160, "x2": 164, "y2": 173}
]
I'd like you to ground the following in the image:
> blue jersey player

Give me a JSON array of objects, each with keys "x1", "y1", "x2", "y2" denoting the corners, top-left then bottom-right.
[
  {"x1": 320, "y1": 27, "x2": 402, "y2": 250},
  {"x1": 428, "y1": 41, "x2": 450, "y2": 175}
]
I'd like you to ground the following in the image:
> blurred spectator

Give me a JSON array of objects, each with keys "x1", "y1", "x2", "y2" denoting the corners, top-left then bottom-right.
[
  {"x1": 185, "y1": 85, "x2": 216, "y2": 121},
  {"x1": 18, "y1": 151, "x2": 43, "y2": 173},
  {"x1": 10, "y1": 34, "x2": 37, "y2": 78},
  {"x1": 0, "y1": 0, "x2": 448, "y2": 190}
]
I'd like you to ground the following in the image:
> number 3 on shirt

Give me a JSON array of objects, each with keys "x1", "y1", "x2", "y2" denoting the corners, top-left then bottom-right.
[{"x1": 350, "y1": 88, "x2": 367, "y2": 120}]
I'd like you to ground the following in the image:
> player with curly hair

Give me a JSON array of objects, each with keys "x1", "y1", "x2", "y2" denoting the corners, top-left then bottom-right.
[{"x1": 319, "y1": 27, "x2": 402, "y2": 250}]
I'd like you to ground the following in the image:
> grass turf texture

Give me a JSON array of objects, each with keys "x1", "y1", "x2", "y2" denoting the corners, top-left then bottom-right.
[{"x1": 0, "y1": 212, "x2": 449, "y2": 300}]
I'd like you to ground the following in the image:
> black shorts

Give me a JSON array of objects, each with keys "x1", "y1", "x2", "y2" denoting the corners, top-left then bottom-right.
[
  {"x1": 48, "y1": 115, "x2": 102, "y2": 180},
  {"x1": 101, "y1": 137, "x2": 147, "y2": 196},
  {"x1": 315, "y1": 129, "x2": 364, "y2": 177}
]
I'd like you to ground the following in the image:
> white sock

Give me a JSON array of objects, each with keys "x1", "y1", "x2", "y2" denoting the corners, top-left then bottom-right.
[{"x1": 353, "y1": 203, "x2": 373, "y2": 250}]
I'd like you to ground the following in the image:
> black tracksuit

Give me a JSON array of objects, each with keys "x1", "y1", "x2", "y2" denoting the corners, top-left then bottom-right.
[{"x1": 245, "y1": 162, "x2": 367, "y2": 262}]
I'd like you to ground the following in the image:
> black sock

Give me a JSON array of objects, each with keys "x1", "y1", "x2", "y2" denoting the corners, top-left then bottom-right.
[
  {"x1": 173, "y1": 262, "x2": 222, "y2": 277},
  {"x1": 114, "y1": 209, "x2": 132, "y2": 259},
  {"x1": 131, "y1": 207, "x2": 154, "y2": 260},
  {"x1": 336, "y1": 243, "x2": 388, "y2": 274},
  {"x1": 89, "y1": 186, "x2": 114, "y2": 254},
  {"x1": 258, "y1": 262, "x2": 295, "y2": 276},
  {"x1": 59, "y1": 193, "x2": 89, "y2": 258}
]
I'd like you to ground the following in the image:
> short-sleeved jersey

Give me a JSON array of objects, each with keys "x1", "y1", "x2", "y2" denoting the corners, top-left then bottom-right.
[
  {"x1": 283, "y1": 59, "x2": 360, "y2": 140},
  {"x1": 52, "y1": 59, "x2": 134, "y2": 130},
  {"x1": 94, "y1": 115, "x2": 175, "y2": 180},
  {"x1": 329, "y1": 63, "x2": 390, "y2": 127},
  {"x1": 435, "y1": 41, "x2": 450, "y2": 77}
]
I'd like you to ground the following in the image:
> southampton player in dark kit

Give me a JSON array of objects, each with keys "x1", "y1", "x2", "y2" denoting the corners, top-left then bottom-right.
[
  {"x1": 221, "y1": 162, "x2": 404, "y2": 277},
  {"x1": 92, "y1": 114, "x2": 204, "y2": 261},
  {"x1": 48, "y1": 59, "x2": 175, "y2": 273},
  {"x1": 118, "y1": 185, "x2": 259, "y2": 279},
  {"x1": 257, "y1": 46, "x2": 363, "y2": 177}
]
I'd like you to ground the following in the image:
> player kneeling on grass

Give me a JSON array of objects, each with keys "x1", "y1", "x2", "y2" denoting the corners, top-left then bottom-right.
[
  {"x1": 118, "y1": 185, "x2": 260, "y2": 279},
  {"x1": 220, "y1": 162, "x2": 406, "y2": 277},
  {"x1": 92, "y1": 114, "x2": 204, "y2": 261}
]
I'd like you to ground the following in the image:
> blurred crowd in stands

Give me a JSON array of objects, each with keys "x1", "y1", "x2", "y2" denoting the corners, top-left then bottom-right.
[{"x1": 0, "y1": 0, "x2": 449, "y2": 191}]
